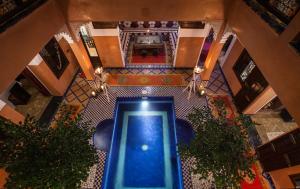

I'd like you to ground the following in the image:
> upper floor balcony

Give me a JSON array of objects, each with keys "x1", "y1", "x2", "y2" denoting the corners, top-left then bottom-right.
[
  {"x1": 0, "y1": 0, "x2": 46, "y2": 32},
  {"x1": 244, "y1": 0, "x2": 300, "y2": 34}
]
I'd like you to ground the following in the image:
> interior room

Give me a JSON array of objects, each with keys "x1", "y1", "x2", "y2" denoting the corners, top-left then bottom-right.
[{"x1": 0, "y1": 1, "x2": 300, "y2": 189}]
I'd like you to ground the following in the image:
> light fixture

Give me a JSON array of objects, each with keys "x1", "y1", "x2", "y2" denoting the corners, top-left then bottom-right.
[
  {"x1": 95, "y1": 67, "x2": 101, "y2": 75},
  {"x1": 141, "y1": 100, "x2": 149, "y2": 108},
  {"x1": 194, "y1": 66, "x2": 204, "y2": 74},
  {"x1": 141, "y1": 144, "x2": 149, "y2": 151},
  {"x1": 146, "y1": 29, "x2": 150, "y2": 33},
  {"x1": 91, "y1": 90, "x2": 97, "y2": 97},
  {"x1": 90, "y1": 67, "x2": 110, "y2": 102},
  {"x1": 198, "y1": 84, "x2": 206, "y2": 96},
  {"x1": 183, "y1": 66, "x2": 204, "y2": 100}
]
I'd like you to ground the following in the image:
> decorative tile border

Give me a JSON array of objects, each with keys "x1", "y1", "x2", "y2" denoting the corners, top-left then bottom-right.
[{"x1": 62, "y1": 66, "x2": 232, "y2": 189}]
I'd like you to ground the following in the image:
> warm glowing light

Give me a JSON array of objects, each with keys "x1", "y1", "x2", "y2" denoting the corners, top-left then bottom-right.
[
  {"x1": 147, "y1": 29, "x2": 150, "y2": 33},
  {"x1": 198, "y1": 85, "x2": 206, "y2": 96},
  {"x1": 95, "y1": 67, "x2": 101, "y2": 74},
  {"x1": 141, "y1": 100, "x2": 149, "y2": 108},
  {"x1": 194, "y1": 66, "x2": 204, "y2": 74},
  {"x1": 200, "y1": 89, "x2": 205, "y2": 95},
  {"x1": 141, "y1": 90, "x2": 148, "y2": 95},
  {"x1": 100, "y1": 85, "x2": 104, "y2": 90},
  {"x1": 91, "y1": 91, "x2": 96, "y2": 96},
  {"x1": 141, "y1": 144, "x2": 149, "y2": 151}
]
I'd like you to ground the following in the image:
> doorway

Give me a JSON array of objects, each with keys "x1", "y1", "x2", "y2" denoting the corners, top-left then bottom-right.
[{"x1": 8, "y1": 68, "x2": 52, "y2": 119}]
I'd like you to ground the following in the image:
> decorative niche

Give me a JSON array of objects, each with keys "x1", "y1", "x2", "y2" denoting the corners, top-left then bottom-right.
[{"x1": 39, "y1": 38, "x2": 69, "y2": 79}]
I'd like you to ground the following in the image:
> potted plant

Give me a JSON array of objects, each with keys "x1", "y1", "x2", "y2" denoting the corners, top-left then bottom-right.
[
  {"x1": 180, "y1": 99, "x2": 256, "y2": 188},
  {"x1": 0, "y1": 107, "x2": 98, "y2": 189}
]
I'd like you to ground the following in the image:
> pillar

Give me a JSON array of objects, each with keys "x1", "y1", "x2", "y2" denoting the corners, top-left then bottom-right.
[
  {"x1": 174, "y1": 23, "x2": 210, "y2": 68},
  {"x1": 88, "y1": 23, "x2": 124, "y2": 68},
  {"x1": 63, "y1": 24, "x2": 95, "y2": 80},
  {"x1": 201, "y1": 22, "x2": 227, "y2": 81}
]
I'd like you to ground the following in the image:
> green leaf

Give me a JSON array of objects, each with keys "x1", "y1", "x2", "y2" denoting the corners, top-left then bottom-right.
[{"x1": 0, "y1": 107, "x2": 98, "y2": 189}]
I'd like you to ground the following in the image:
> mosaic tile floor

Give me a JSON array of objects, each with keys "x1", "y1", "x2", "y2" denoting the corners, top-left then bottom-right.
[
  {"x1": 81, "y1": 86, "x2": 207, "y2": 189},
  {"x1": 62, "y1": 65, "x2": 232, "y2": 189}
]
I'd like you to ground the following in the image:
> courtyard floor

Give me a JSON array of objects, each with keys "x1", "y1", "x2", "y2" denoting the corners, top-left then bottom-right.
[{"x1": 60, "y1": 65, "x2": 271, "y2": 189}]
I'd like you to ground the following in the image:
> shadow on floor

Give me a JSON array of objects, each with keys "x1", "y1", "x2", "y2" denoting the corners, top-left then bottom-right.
[
  {"x1": 93, "y1": 119, "x2": 114, "y2": 151},
  {"x1": 176, "y1": 118, "x2": 195, "y2": 145}
]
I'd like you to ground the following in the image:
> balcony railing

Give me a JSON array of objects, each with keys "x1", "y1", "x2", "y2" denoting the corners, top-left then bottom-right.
[
  {"x1": 0, "y1": 0, "x2": 46, "y2": 32},
  {"x1": 244, "y1": 0, "x2": 300, "y2": 34}
]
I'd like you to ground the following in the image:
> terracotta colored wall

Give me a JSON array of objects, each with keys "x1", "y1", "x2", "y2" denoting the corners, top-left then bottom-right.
[
  {"x1": 221, "y1": 39, "x2": 243, "y2": 95},
  {"x1": 56, "y1": 0, "x2": 231, "y2": 21},
  {"x1": 0, "y1": 168, "x2": 8, "y2": 189},
  {"x1": 28, "y1": 39, "x2": 79, "y2": 96},
  {"x1": 270, "y1": 165, "x2": 300, "y2": 188},
  {"x1": 0, "y1": 105, "x2": 24, "y2": 124},
  {"x1": 228, "y1": 1, "x2": 300, "y2": 124},
  {"x1": 93, "y1": 36, "x2": 124, "y2": 68},
  {"x1": 175, "y1": 37, "x2": 204, "y2": 68},
  {"x1": 0, "y1": 0, "x2": 65, "y2": 94}
]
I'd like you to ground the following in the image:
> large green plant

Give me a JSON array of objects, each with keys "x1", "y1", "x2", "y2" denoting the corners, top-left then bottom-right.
[
  {"x1": 0, "y1": 106, "x2": 98, "y2": 189},
  {"x1": 180, "y1": 99, "x2": 256, "y2": 188}
]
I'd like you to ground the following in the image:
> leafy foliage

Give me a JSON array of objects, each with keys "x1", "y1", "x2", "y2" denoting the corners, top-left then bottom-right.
[
  {"x1": 180, "y1": 99, "x2": 256, "y2": 188},
  {"x1": 0, "y1": 106, "x2": 98, "y2": 189}
]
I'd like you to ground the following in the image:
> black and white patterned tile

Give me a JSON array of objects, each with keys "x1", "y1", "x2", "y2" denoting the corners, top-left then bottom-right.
[
  {"x1": 69, "y1": 65, "x2": 231, "y2": 189},
  {"x1": 80, "y1": 86, "x2": 207, "y2": 189}
]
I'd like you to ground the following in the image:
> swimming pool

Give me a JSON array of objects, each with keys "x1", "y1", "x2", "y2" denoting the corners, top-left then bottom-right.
[{"x1": 102, "y1": 97, "x2": 183, "y2": 189}]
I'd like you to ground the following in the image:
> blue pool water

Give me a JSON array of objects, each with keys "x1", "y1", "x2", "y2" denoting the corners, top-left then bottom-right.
[{"x1": 102, "y1": 97, "x2": 183, "y2": 189}]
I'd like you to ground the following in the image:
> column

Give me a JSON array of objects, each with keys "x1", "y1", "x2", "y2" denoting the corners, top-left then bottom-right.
[
  {"x1": 88, "y1": 23, "x2": 124, "y2": 68},
  {"x1": 174, "y1": 23, "x2": 210, "y2": 68},
  {"x1": 65, "y1": 24, "x2": 95, "y2": 80},
  {"x1": 201, "y1": 22, "x2": 227, "y2": 81}
]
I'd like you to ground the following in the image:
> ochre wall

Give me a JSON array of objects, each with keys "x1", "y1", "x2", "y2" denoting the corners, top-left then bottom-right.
[
  {"x1": 0, "y1": 168, "x2": 8, "y2": 189},
  {"x1": 221, "y1": 39, "x2": 243, "y2": 95},
  {"x1": 28, "y1": 39, "x2": 79, "y2": 96},
  {"x1": 270, "y1": 165, "x2": 300, "y2": 188},
  {"x1": 93, "y1": 36, "x2": 124, "y2": 68},
  {"x1": 0, "y1": 105, "x2": 24, "y2": 124},
  {"x1": 175, "y1": 37, "x2": 204, "y2": 68},
  {"x1": 0, "y1": 0, "x2": 65, "y2": 94},
  {"x1": 56, "y1": 0, "x2": 231, "y2": 21},
  {"x1": 228, "y1": 1, "x2": 300, "y2": 124}
]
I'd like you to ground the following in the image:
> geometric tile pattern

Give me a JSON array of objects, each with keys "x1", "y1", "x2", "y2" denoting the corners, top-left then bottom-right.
[
  {"x1": 62, "y1": 65, "x2": 232, "y2": 189},
  {"x1": 206, "y1": 64, "x2": 231, "y2": 95},
  {"x1": 105, "y1": 66, "x2": 231, "y2": 96},
  {"x1": 80, "y1": 86, "x2": 207, "y2": 189},
  {"x1": 64, "y1": 76, "x2": 91, "y2": 113},
  {"x1": 93, "y1": 151, "x2": 107, "y2": 189},
  {"x1": 81, "y1": 86, "x2": 207, "y2": 128},
  {"x1": 105, "y1": 68, "x2": 193, "y2": 85}
]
